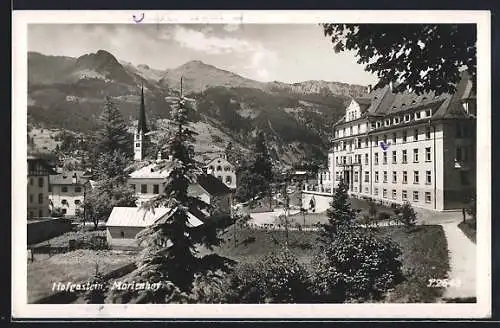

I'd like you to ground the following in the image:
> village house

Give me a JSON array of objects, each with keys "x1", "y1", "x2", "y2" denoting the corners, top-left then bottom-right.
[
  {"x1": 27, "y1": 154, "x2": 55, "y2": 219},
  {"x1": 106, "y1": 207, "x2": 205, "y2": 250},
  {"x1": 48, "y1": 170, "x2": 90, "y2": 217},
  {"x1": 128, "y1": 162, "x2": 233, "y2": 216},
  {"x1": 205, "y1": 155, "x2": 237, "y2": 190},
  {"x1": 304, "y1": 72, "x2": 476, "y2": 212}
]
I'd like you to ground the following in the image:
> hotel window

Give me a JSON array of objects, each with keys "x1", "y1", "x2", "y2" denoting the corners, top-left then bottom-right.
[
  {"x1": 153, "y1": 184, "x2": 159, "y2": 194},
  {"x1": 425, "y1": 147, "x2": 432, "y2": 162},
  {"x1": 402, "y1": 131, "x2": 407, "y2": 143},
  {"x1": 414, "y1": 128, "x2": 419, "y2": 141},
  {"x1": 383, "y1": 152, "x2": 387, "y2": 164},
  {"x1": 383, "y1": 135, "x2": 388, "y2": 144},
  {"x1": 61, "y1": 209, "x2": 67, "y2": 215},
  {"x1": 383, "y1": 171, "x2": 388, "y2": 183},
  {"x1": 376, "y1": 121, "x2": 382, "y2": 128},
  {"x1": 364, "y1": 153, "x2": 369, "y2": 165},
  {"x1": 415, "y1": 112, "x2": 421, "y2": 120},
  {"x1": 61, "y1": 199, "x2": 68, "y2": 205},
  {"x1": 365, "y1": 139, "x2": 369, "y2": 147},
  {"x1": 38, "y1": 177, "x2": 44, "y2": 187},
  {"x1": 426, "y1": 171, "x2": 432, "y2": 184},
  {"x1": 383, "y1": 188, "x2": 388, "y2": 198},
  {"x1": 414, "y1": 171, "x2": 420, "y2": 184},
  {"x1": 141, "y1": 184, "x2": 148, "y2": 193},
  {"x1": 425, "y1": 127, "x2": 431, "y2": 139},
  {"x1": 403, "y1": 171, "x2": 408, "y2": 184},
  {"x1": 357, "y1": 139, "x2": 362, "y2": 148},
  {"x1": 404, "y1": 114, "x2": 411, "y2": 122},
  {"x1": 413, "y1": 148, "x2": 419, "y2": 163},
  {"x1": 75, "y1": 187, "x2": 82, "y2": 193},
  {"x1": 38, "y1": 193, "x2": 44, "y2": 204},
  {"x1": 392, "y1": 171, "x2": 397, "y2": 183},
  {"x1": 374, "y1": 153, "x2": 379, "y2": 165},
  {"x1": 385, "y1": 119, "x2": 390, "y2": 127},
  {"x1": 135, "y1": 143, "x2": 140, "y2": 148},
  {"x1": 455, "y1": 147, "x2": 463, "y2": 161},
  {"x1": 364, "y1": 187, "x2": 369, "y2": 193},
  {"x1": 425, "y1": 109, "x2": 432, "y2": 117},
  {"x1": 62, "y1": 186, "x2": 68, "y2": 193},
  {"x1": 392, "y1": 133, "x2": 397, "y2": 144},
  {"x1": 364, "y1": 171, "x2": 369, "y2": 183},
  {"x1": 375, "y1": 171, "x2": 379, "y2": 183},
  {"x1": 29, "y1": 194, "x2": 33, "y2": 204},
  {"x1": 402, "y1": 190, "x2": 408, "y2": 200},
  {"x1": 74, "y1": 199, "x2": 81, "y2": 205},
  {"x1": 354, "y1": 172, "x2": 359, "y2": 183},
  {"x1": 413, "y1": 191, "x2": 419, "y2": 202},
  {"x1": 425, "y1": 192, "x2": 432, "y2": 203},
  {"x1": 393, "y1": 117, "x2": 400, "y2": 124},
  {"x1": 226, "y1": 175, "x2": 232, "y2": 184},
  {"x1": 374, "y1": 187, "x2": 379, "y2": 196},
  {"x1": 402, "y1": 150, "x2": 407, "y2": 163},
  {"x1": 392, "y1": 189, "x2": 397, "y2": 200},
  {"x1": 375, "y1": 136, "x2": 379, "y2": 145},
  {"x1": 392, "y1": 151, "x2": 397, "y2": 164}
]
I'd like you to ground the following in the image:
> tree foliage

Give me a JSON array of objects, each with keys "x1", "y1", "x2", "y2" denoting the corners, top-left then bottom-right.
[
  {"x1": 113, "y1": 95, "x2": 228, "y2": 304},
  {"x1": 311, "y1": 228, "x2": 404, "y2": 302},
  {"x1": 93, "y1": 97, "x2": 132, "y2": 162},
  {"x1": 225, "y1": 249, "x2": 312, "y2": 303},
  {"x1": 398, "y1": 201, "x2": 418, "y2": 227},
  {"x1": 83, "y1": 271, "x2": 109, "y2": 304},
  {"x1": 82, "y1": 149, "x2": 137, "y2": 229},
  {"x1": 321, "y1": 179, "x2": 358, "y2": 239},
  {"x1": 321, "y1": 24, "x2": 476, "y2": 95},
  {"x1": 234, "y1": 132, "x2": 274, "y2": 203}
]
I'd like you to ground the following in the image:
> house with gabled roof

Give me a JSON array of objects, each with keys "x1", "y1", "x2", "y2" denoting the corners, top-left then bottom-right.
[{"x1": 105, "y1": 206, "x2": 206, "y2": 250}]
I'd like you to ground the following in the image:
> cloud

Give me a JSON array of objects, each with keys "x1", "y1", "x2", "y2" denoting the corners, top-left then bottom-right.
[{"x1": 171, "y1": 25, "x2": 277, "y2": 81}]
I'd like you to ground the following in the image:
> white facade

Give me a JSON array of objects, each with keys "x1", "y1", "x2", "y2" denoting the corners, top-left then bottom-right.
[
  {"x1": 205, "y1": 156, "x2": 237, "y2": 190},
  {"x1": 49, "y1": 184, "x2": 85, "y2": 217},
  {"x1": 27, "y1": 156, "x2": 52, "y2": 219},
  {"x1": 309, "y1": 74, "x2": 476, "y2": 211}
]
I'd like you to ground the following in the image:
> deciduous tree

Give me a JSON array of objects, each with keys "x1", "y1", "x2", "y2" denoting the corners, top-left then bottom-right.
[{"x1": 321, "y1": 24, "x2": 476, "y2": 95}]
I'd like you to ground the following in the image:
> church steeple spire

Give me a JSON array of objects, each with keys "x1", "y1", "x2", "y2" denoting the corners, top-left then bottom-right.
[
  {"x1": 137, "y1": 82, "x2": 148, "y2": 134},
  {"x1": 134, "y1": 83, "x2": 148, "y2": 161}
]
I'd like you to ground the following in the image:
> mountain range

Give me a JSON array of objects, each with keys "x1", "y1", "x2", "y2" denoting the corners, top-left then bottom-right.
[{"x1": 27, "y1": 49, "x2": 368, "y2": 165}]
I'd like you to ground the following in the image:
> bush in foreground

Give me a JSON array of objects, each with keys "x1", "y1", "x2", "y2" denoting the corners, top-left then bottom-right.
[
  {"x1": 311, "y1": 228, "x2": 404, "y2": 302},
  {"x1": 226, "y1": 249, "x2": 312, "y2": 303}
]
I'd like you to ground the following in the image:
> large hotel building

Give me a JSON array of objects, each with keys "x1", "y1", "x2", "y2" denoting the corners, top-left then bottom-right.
[{"x1": 313, "y1": 72, "x2": 476, "y2": 211}]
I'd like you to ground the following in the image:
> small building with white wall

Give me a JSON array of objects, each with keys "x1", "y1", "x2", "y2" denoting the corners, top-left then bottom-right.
[
  {"x1": 205, "y1": 155, "x2": 237, "y2": 190},
  {"x1": 106, "y1": 207, "x2": 205, "y2": 250}
]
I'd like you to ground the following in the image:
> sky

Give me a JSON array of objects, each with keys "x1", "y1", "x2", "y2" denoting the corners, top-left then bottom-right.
[{"x1": 28, "y1": 24, "x2": 379, "y2": 86}]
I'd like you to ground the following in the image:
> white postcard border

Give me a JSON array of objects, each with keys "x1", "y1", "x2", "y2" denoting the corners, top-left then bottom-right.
[{"x1": 12, "y1": 10, "x2": 492, "y2": 319}]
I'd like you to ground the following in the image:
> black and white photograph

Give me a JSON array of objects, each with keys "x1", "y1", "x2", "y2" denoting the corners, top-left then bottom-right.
[{"x1": 12, "y1": 10, "x2": 491, "y2": 319}]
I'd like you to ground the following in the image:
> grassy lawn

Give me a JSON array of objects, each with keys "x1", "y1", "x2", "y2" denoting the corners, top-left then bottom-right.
[
  {"x1": 458, "y1": 219, "x2": 476, "y2": 244},
  {"x1": 27, "y1": 249, "x2": 137, "y2": 303},
  {"x1": 31, "y1": 226, "x2": 106, "y2": 248},
  {"x1": 201, "y1": 224, "x2": 449, "y2": 303}
]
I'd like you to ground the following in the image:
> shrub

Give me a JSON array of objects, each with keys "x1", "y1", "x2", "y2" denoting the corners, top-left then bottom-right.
[
  {"x1": 226, "y1": 249, "x2": 312, "y2": 303},
  {"x1": 377, "y1": 211, "x2": 391, "y2": 221},
  {"x1": 311, "y1": 228, "x2": 404, "y2": 302},
  {"x1": 189, "y1": 270, "x2": 229, "y2": 303},
  {"x1": 83, "y1": 272, "x2": 108, "y2": 304},
  {"x1": 399, "y1": 202, "x2": 418, "y2": 226}
]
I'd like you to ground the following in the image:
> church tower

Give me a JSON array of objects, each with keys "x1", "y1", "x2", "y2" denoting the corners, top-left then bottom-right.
[{"x1": 134, "y1": 83, "x2": 148, "y2": 161}]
